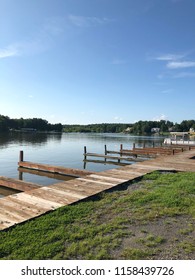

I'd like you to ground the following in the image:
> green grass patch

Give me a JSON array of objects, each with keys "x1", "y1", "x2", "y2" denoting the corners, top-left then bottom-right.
[
  {"x1": 136, "y1": 234, "x2": 166, "y2": 247},
  {"x1": 0, "y1": 171, "x2": 194, "y2": 259}
]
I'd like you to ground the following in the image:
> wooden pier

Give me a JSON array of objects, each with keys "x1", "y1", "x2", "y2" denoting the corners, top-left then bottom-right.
[
  {"x1": 83, "y1": 145, "x2": 153, "y2": 164},
  {"x1": 83, "y1": 143, "x2": 194, "y2": 164},
  {"x1": 0, "y1": 147, "x2": 195, "y2": 230}
]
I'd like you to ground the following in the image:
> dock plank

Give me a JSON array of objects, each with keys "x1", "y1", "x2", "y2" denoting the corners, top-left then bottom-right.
[
  {"x1": 100, "y1": 170, "x2": 137, "y2": 181},
  {"x1": 76, "y1": 177, "x2": 114, "y2": 186},
  {"x1": 27, "y1": 187, "x2": 79, "y2": 204},
  {"x1": 48, "y1": 182, "x2": 97, "y2": 196},
  {"x1": 0, "y1": 176, "x2": 42, "y2": 192},
  {"x1": 0, "y1": 213, "x2": 17, "y2": 229},
  {"x1": 19, "y1": 161, "x2": 95, "y2": 177},
  {"x1": 89, "y1": 174, "x2": 126, "y2": 184},
  {"x1": 45, "y1": 186, "x2": 87, "y2": 199},
  {"x1": 0, "y1": 198, "x2": 34, "y2": 219},
  {"x1": 74, "y1": 178, "x2": 114, "y2": 191},
  {"x1": 7, "y1": 196, "x2": 49, "y2": 215},
  {"x1": 10, "y1": 193, "x2": 62, "y2": 210}
]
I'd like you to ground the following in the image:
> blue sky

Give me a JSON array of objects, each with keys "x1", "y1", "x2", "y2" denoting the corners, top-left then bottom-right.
[{"x1": 0, "y1": 0, "x2": 195, "y2": 124}]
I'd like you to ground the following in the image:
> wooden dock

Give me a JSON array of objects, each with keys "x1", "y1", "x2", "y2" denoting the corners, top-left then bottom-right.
[
  {"x1": 83, "y1": 143, "x2": 195, "y2": 164},
  {"x1": 0, "y1": 148, "x2": 195, "y2": 230}
]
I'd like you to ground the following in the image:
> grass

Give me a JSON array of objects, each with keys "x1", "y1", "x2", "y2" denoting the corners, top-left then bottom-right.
[{"x1": 0, "y1": 171, "x2": 194, "y2": 259}]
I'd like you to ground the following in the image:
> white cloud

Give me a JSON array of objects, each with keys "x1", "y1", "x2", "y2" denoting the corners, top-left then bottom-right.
[
  {"x1": 114, "y1": 116, "x2": 123, "y2": 121},
  {"x1": 167, "y1": 61, "x2": 195, "y2": 69},
  {"x1": 68, "y1": 14, "x2": 111, "y2": 27},
  {"x1": 173, "y1": 72, "x2": 195, "y2": 78},
  {"x1": 0, "y1": 39, "x2": 46, "y2": 60},
  {"x1": 0, "y1": 16, "x2": 69, "y2": 60},
  {"x1": 152, "y1": 114, "x2": 168, "y2": 121},
  {"x1": 152, "y1": 51, "x2": 195, "y2": 79},
  {"x1": 155, "y1": 53, "x2": 185, "y2": 61},
  {"x1": 0, "y1": 46, "x2": 19, "y2": 58}
]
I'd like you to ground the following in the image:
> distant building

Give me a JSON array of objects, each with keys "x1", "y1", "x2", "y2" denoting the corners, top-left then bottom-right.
[
  {"x1": 125, "y1": 127, "x2": 132, "y2": 132},
  {"x1": 151, "y1": 127, "x2": 160, "y2": 133},
  {"x1": 124, "y1": 127, "x2": 133, "y2": 133}
]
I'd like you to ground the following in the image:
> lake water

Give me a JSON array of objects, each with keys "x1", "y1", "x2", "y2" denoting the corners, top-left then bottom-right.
[{"x1": 0, "y1": 132, "x2": 164, "y2": 197}]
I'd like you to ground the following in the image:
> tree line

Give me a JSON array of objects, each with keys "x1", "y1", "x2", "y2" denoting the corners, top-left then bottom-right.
[
  {"x1": 63, "y1": 120, "x2": 195, "y2": 134},
  {"x1": 1, "y1": 114, "x2": 195, "y2": 134},
  {"x1": 0, "y1": 115, "x2": 63, "y2": 132},
  {"x1": 63, "y1": 123, "x2": 130, "y2": 133}
]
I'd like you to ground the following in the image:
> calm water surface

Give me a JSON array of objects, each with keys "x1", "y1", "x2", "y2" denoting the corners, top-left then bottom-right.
[{"x1": 0, "y1": 132, "x2": 164, "y2": 196}]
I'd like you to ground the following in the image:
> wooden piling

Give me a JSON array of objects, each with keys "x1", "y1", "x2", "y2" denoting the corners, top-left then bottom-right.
[
  {"x1": 120, "y1": 144, "x2": 123, "y2": 156},
  {"x1": 104, "y1": 145, "x2": 107, "y2": 162},
  {"x1": 19, "y1": 151, "x2": 24, "y2": 162},
  {"x1": 84, "y1": 146, "x2": 87, "y2": 161}
]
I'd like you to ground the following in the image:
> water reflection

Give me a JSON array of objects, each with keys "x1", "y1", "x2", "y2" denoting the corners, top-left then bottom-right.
[
  {"x1": 18, "y1": 167, "x2": 76, "y2": 183},
  {"x1": 0, "y1": 132, "x2": 165, "y2": 186},
  {"x1": 0, "y1": 131, "x2": 62, "y2": 149}
]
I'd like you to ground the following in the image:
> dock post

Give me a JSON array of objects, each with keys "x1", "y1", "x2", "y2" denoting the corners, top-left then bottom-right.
[
  {"x1": 19, "y1": 151, "x2": 24, "y2": 162},
  {"x1": 152, "y1": 141, "x2": 155, "y2": 148},
  {"x1": 143, "y1": 142, "x2": 145, "y2": 148},
  {"x1": 104, "y1": 145, "x2": 107, "y2": 162},
  {"x1": 84, "y1": 146, "x2": 87, "y2": 161},
  {"x1": 120, "y1": 144, "x2": 123, "y2": 156},
  {"x1": 133, "y1": 143, "x2": 135, "y2": 150},
  {"x1": 172, "y1": 149, "x2": 175, "y2": 155},
  {"x1": 104, "y1": 145, "x2": 107, "y2": 155},
  {"x1": 19, "y1": 171, "x2": 23, "y2": 181}
]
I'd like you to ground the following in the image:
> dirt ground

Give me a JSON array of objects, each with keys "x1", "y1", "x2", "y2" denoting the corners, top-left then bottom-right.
[{"x1": 114, "y1": 215, "x2": 195, "y2": 259}]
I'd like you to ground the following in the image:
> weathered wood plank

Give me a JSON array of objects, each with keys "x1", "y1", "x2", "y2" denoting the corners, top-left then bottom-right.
[
  {"x1": 48, "y1": 182, "x2": 97, "y2": 196},
  {"x1": 0, "y1": 198, "x2": 34, "y2": 219},
  {"x1": 18, "y1": 161, "x2": 95, "y2": 177},
  {"x1": 112, "y1": 168, "x2": 146, "y2": 177},
  {"x1": 0, "y1": 176, "x2": 43, "y2": 192},
  {"x1": 7, "y1": 196, "x2": 49, "y2": 215},
  {"x1": 89, "y1": 174, "x2": 126, "y2": 184},
  {"x1": 45, "y1": 186, "x2": 87, "y2": 199},
  {"x1": 18, "y1": 167, "x2": 75, "y2": 181},
  {"x1": 0, "y1": 208, "x2": 25, "y2": 223},
  {"x1": 27, "y1": 187, "x2": 79, "y2": 204},
  {"x1": 10, "y1": 193, "x2": 62, "y2": 210},
  {"x1": 75, "y1": 178, "x2": 114, "y2": 190},
  {"x1": 99, "y1": 170, "x2": 134, "y2": 181},
  {"x1": 84, "y1": 153, "x2": 142, "y2": 162},
  {"x1": 83, "y1": 159, "x2": 130, "y2": 166},
  {"x1": 0, "y1": 213, "x2": 17, "y2": 229},
  {"x1": 77, "y1": 177, "x2": 115, "y2": 186}
]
